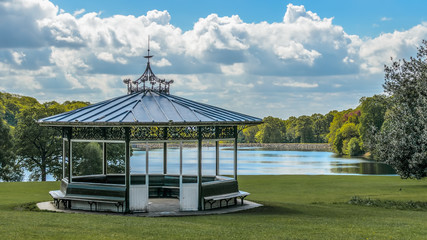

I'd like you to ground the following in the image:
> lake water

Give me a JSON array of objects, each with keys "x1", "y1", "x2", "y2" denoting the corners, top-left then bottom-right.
[
  {"x1": 129, "y1": 147, "x2": 396, "y2": 176},
  {"x1": 25, "y1": 147, "x2": 395, "y2": 181}
]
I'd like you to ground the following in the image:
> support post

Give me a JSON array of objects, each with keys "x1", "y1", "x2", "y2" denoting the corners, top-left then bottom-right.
[
  {"x1": 163, "y1": 142, "x2": 167, "y2": 174},
  {"x1": 62, "y1": 137, "x2": 66, "y2": 179},
  {"x1": 66, "y1": 128, "x2": 72, "y2": 182},
  {"x1": 233, "y1": 126, "x2": 238, "y2": 180},
  {"x1": 125, "y1": 127, "x2": 131, "y2": 213},
  {"x1": 103, "y1": 142, "x2": 107, "y2": 175},
  {"x1": 179, "y1": 141, "x2": 183, "y2": 176},
  {"x1": 197, "y1": 127, "x2": 203, "y2": 210},
  {"x1": 179, "y1": 141, "x2": 183, "y2": 194},
  {"x1": 215, "y1": 141, "x2": 219, "y2": 176},
  {"x1": 145, "y1": 141, "x2": 149, "y2": 207},
  {"x1": 163, "y1": 128, "x2": 168, "y2": 174}
]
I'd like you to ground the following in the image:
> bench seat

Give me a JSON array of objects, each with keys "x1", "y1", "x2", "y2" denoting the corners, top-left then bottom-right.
[
  {"x1": 49, "y1": 183, "x2": 125, "y2": 212},
  {"x1": 204, "y1": 191, "x2": 250, "y2": 209}
]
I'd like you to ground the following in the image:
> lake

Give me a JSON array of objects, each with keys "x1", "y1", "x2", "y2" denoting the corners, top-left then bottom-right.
[
  {"x1": 25, "y1": 147, "x2": 395, "y2": 181},
  {"x1": 129, "y1": 147, "x2": 396, "y2": 176}
]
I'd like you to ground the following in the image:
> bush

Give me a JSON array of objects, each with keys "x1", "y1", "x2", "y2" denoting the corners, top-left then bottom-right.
[{"x1": 347, "y1": 137, "x2": 363, "y2": 156}]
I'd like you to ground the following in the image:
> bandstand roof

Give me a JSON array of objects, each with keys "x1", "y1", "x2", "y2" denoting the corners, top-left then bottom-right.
[
  {"x1": 39, "y1": 90, "x2": 262, "y2": 127},
  {"x1": 39, "y1": 44, "x2": 262, "y2": 127}
]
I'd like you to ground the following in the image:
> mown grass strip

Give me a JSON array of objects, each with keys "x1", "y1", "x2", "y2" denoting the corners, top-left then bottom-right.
[{"x1": 348, "y1": 196, "x2": 427, "y2": 211}]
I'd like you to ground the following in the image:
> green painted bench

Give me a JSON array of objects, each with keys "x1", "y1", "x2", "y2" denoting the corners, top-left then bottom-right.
[
  {"x1": 202, "y1": 177, "x2": 250, "y2": 209},
  {"x1": 49, "y1": 179, "x2": 126, "y2": 212}
]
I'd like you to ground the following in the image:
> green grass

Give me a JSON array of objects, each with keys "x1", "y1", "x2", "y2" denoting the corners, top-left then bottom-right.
[{"x1": 0, "y1": 176, "x2": 426, "y2": 239}]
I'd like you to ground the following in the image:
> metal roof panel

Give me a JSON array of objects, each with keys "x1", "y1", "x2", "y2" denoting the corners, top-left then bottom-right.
[{"x1": 39, "y1": 90, "x2": 262, "y2": 126}]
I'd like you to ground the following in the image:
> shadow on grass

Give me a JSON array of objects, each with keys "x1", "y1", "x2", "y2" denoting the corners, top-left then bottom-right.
[
  {"x1": 14, "y1": 202, "x2": 40, "y2": 212},
  {"x1": 241, "y1": 204, "x2": 302, "y2": 216}
]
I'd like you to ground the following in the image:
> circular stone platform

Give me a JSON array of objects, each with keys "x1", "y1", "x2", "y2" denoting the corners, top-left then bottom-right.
[{"x1": 37, "y1": 199, "x2": 262, "y2": 217}]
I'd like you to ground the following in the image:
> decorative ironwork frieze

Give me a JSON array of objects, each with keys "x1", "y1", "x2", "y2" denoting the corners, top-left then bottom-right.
[
  {"x1": 67, "y1": 125, "x2": 238, "y2": 141},
  {"x1": 106, "y1": 127, "x2": 126, "y2": 140},
  {"x1": 167, "y1": 126, "x2": 198, "y2": 140},
  {"x1": 62, "y1": 127, "x2": 72, "y2": 139},
  {"x1": 130, "y1": 127, "x2": 165, "y2": 141},
  {"x1": 200, "y1": 126, "x2": 216, "y2": 139},
  {"x1": 71, "y1": 127, "x2": 104, "y2": 140},
  {"x1": 217, "y1": 126, "x2": 235, "y2": 139}
]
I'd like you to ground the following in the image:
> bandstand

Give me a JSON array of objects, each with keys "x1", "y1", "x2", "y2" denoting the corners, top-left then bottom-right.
[{"x1": 39, "y1": 47, "x2": 262, "y2": 213}]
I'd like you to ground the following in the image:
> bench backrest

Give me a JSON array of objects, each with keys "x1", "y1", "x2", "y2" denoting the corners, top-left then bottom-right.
[
  {"x1": 66, "y1": 182, "x2": 126, "y2": 198},
  {"x1": 201, "y1": 179, "x2": 239, "y2": 198}
]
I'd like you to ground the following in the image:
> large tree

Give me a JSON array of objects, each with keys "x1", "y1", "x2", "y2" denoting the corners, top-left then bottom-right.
[
  {"x1": 255, "y1": 116, "x2": 286, "y2": 143},
  {"x1": 295, "y1": 115, "x2": 314, "y2": 143},
  {"x1": 375, "y1": 40, "x2": 427, "y2": 179},
  {"x1": 358, "y1": 95, "x2": 389, "y2": 154},
  {"x1": 14, "y1": 104, "x2": 63, "y2": 181},
  {"x1": 0, "y1": 119, "x2": 23, "y2": 181}
]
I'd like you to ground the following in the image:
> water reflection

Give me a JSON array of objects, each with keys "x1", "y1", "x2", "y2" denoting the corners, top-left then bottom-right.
[{"x1": 130, "y1": 147, "x2": 396, "y2": 176}]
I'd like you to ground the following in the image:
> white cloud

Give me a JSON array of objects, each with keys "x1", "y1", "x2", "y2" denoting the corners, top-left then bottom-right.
[
  {"x1": 220, "y1": 63, "x2": 245, "y2": 75},
  {"x1": 274, "y1": 41, "x2": 321, "y2": 65},
  {"x1": 11, "y1": 51, "x2": 26, "y2": 65},
  {"x1": 359, "y1": 23, "x2": 427, "y2": 74},
  {"x1": 73, "y1": 8, "x2": 85, "y2": 17},
  {"x1": 381, "y1": 17, "x2": 392, "y2": 21},
  {"x1": 273, "y1": 81, "x2": 319, "y2": 88},
  {"x1": 0, "y1": 0, "x2": 427, "y2": 118},
  {"x1": 283, "y1": 4, "x2": 321, "y2": 23},
  {"x1": 97, "y1": 52, "x2": 115, "y2": 63},
  {"x1": 153, "y1": 58, "x2": 172, "y2": 67}
]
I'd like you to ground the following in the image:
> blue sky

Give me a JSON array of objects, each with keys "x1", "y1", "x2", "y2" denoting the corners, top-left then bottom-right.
[
  {"x1": 1, "y1": 0, "x2": 427, "y2": 118},
  {"x1": 50, "y1": 0, "x2": 426, "y2": 37}
]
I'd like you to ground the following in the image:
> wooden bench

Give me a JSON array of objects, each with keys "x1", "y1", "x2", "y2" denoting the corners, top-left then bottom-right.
[
  {"x1": 202, "y1": 178, "x2": 250, "y2": 209},
  {"x1": 204, "y1": 190, "x2": 250, "y2": 209},
  {"x1": 49, "y1": 180, "x2": 126, "y2": 212},
  {"x1": 49, "y1": 190, "x2": 125, "y2": 212}
]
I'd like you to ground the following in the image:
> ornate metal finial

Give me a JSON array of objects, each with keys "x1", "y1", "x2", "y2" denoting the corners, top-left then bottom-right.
[{"x1": 123, "y1": 35, "x2": 173, "y2": 95}]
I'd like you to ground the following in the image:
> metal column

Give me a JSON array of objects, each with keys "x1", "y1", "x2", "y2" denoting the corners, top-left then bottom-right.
[
  {"x1": 125, "y1": 127, "x2": 130, "y2": 213},
  {"x1": 215, "y1": 141, "x2": 219, "y2": 176},
  {"x1": 103, "y1": 142, "x2": 107, "y2": 175},
  {"x1": 62, "y1": 138, "x2": 66, "y2": 179},
  {"x1": 65, "y1": 128, "x2": 72, "y2": 182},
  {"x1": 197, "y1": 127, "x2": 203, "y2": 210},
  {"x1": 163, "y1": 142, "x2": 167, "y2": 174},
  {"x1": 233, "y1": 126, "x2": 238, "y2": 180},
  {"x1": 163, "y1": 128, "x2": 168, "y2": 174},
  {"x1": 145, "y1": 141, "x2": 149, "y2": 209}
]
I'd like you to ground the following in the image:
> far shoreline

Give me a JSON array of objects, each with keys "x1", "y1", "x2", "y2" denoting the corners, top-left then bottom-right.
[{"x1": 133, "y1": 142, "x2": 332, "y2": 152}]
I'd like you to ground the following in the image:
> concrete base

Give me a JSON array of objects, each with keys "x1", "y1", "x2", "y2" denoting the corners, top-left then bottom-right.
[{"x1": 37, "y1": 198, "x2": 262, "y2": 217}]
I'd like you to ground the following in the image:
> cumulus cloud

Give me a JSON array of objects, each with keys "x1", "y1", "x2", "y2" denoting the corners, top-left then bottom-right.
[
  {"x1": 0, "y1": 0, "x2": 427, "y2": 118},
  {"x1": 273, "y1": 81, "x2": 319, "y2": 88}
]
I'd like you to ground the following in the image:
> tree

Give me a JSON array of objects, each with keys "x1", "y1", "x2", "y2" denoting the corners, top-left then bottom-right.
[
  {"x1": 284, "y1": 116, "x2": 298, "y2": 143},
  {"x1": 375, "y1": 40, "x2": 427, "y2": 179},
  {"x1": 255, "y1": 116, "x2": 286, "y2": 143},
  {"x1": 359, "y1": 95, "x2": 389, "y2": 153},
  {"x1": 242, "y1": 125, "x2": 259, "y2": 143},
  {"x1": 0, "y1": 119, "x2": 23, "y2": 181},
  {"x1": 14, "y1": 104, "x2": 63, "y2": 181},
  {"x1": 328, "y1": 109, "x2": 363, "y2": 155},
  {"x1": 347, "y1": 137, "x2": 363, "y2": 156},
  {"x1": 73, "y1": 142, "x2": 103, "y2": 176},
  {"x1": 295, "y1": 115, "x2": 314, "y2": 143}
]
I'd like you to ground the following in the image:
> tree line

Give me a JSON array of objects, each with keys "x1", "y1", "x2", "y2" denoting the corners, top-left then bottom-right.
[
  {"x1": 239, "y1": 95, "x2": 388, "y2": 157},
  {"x1": 0, "y1": 93, "x2": 125, "y2": 182}
]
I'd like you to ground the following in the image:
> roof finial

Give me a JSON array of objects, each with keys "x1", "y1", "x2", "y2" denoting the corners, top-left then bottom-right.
[
  {"x1": 144, "y1": 35, "x2": 153, "y2": 62},
  {"x1": 123, "y1": 35, "x2": 174, "y2": 95}
]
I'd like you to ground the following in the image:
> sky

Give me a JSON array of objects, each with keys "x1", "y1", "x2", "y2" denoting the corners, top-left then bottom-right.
[{"x1": 1, "y1": 0, "x2": 427, "y2": 119}]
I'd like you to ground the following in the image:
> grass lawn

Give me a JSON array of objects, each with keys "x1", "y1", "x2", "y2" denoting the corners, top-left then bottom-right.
[{"x1": 0, "y1": 175, "x2": 426, "y2": 239}]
